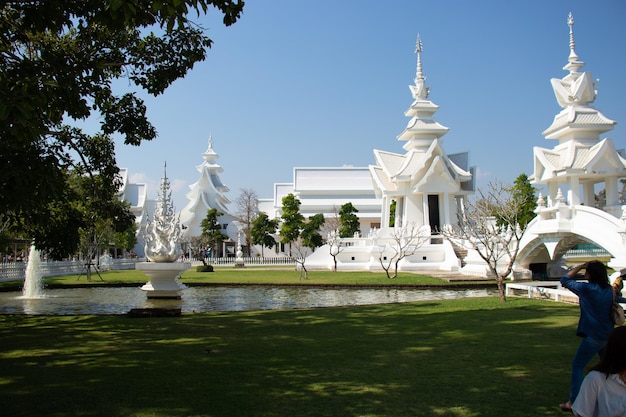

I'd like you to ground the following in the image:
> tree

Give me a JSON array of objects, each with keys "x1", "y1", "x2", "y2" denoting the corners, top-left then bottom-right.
[
  {"x1": 73, "y1": 173, "x2": 136, "y2": 272},
  {"x1": 279, "y1": 193, "x2": 304, "y2": 256},
  {"x1": 201, "y1": 208, "x2": 227, "y2": 258},
  {"x1": 0, "y1": 0, "x2": 244, "y2": 255},
  {"x1": 234, "y1": 188, "x2": 258, "y2": 256},
  {"x1": 326, "y1": 230, "x2": 343, "y2": 272},
  {"x1": 291, "y1": 213, "x2": 325, "y2": 280},
  {"x1": 503, "y1": 173, "x2": 537, "y2": 229},
  {"x1": 378, "y1": 223, "x2": 429, "y2": 279},
  {"x1": 441, "y1": 179, "x2": 537, "y2": 301},
  {"x1": 301, "y1": 213, "x2": 325, "y2": 250},
  {"x1": 250, "y1": 213, "x2": 279, "y2": 257},
  {"x1": 338, "y1": 202, "x2": 360, "y2": 238}
]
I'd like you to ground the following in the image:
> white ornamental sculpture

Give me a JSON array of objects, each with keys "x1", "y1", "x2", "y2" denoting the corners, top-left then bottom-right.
[
  {"x1": 136, "y1": 163, "x2": 190, "y2": 298},
  {"x1": 143, "y1": 169, "x2": 183, "y2": 262}
]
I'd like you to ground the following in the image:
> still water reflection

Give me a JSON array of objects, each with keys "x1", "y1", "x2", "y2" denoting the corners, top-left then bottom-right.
[{"x1": 0, "y1": 286, "x2": 497, "y2": 315}]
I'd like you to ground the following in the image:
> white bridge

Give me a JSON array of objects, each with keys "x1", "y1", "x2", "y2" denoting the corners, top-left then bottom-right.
[{"x1": 516, "y1": 199, "x2": 626, "y2": 276}]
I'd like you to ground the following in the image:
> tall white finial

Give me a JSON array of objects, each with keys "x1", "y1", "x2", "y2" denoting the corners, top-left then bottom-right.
[
  {"x1": 208, "y1": 134, "x2": 214, "y2": 150},
  {"x1": 412, "y1": 34, "x2": 429, "y2": 99},
  {"x1": 415, "y1": 34, "x2": 424, "y2": 79},
  {"x1": 567, "y1": 12, "x2": 579, "y2": 63}
]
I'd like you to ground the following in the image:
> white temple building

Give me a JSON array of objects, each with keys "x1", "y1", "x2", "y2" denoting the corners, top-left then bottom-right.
[
  {"x1": 119, "y1": 14, "x2": 626, "y2": 278},
  {"x1": 515, "y1": 13, "x2": 626, "y2": 276},
  {"x1": 179, "y1": 137, "x2": 240, "y2": 257},
  {"x1": 303, "y1": 36, "x2": 474, "y2": 271},
  {"x1": 117, "y1": 167, "x2": 151, "y2": 257}
]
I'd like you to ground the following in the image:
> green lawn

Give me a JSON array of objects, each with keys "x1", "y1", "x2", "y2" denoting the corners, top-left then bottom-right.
[
  {"x1": 0, "y1": 296, "x2": 580, "y2": 417},
  {"x1": 0, "y1": 267, "x2": 493, "y2": 291}
]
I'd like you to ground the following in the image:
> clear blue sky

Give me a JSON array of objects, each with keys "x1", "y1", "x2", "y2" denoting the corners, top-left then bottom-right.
[{"x1": 112, "y1": 0, "x2": 626, "y2": 211}]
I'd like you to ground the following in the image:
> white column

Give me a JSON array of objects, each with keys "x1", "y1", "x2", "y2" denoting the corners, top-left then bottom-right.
[
  {"x1": 422, "y1": 195, "x2": 430, "y2": 231},
  {"x1": 396, "y1": 196, "x2": 404, "y2": 227},
  {"x1": 381, "y1": 196, "x2": 390, "y2": 228},
  {"x1": 442, "y1": 192, "x2": 450, "y2": 225},
  {"x1": 582, "y1": 182, "x2": 595, "y2": 207},
  {"x1": 606, "y1": 177, "x2": 619, "y2": 206},
  {"x1": 567, "y1": 176, "x2": 580, "y2": 206},
  {"x1": 548, "y1": 182, "x2": 559, "y2": 207}
]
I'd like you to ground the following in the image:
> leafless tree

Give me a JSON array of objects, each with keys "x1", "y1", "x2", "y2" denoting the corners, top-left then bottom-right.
[
  {"x1": 378, "y1": 222, "x2": 430, "y2": 279},
  {"x1": 440, "y1": 180, "x2": 533, "y2": 301},
  {"x1": 326, "y1": 230, "x2": 343, "y2": 272},
  {"x1": 321, "y1": 207, "x2": 342, "y2": 272},
  {"x1": 290, "y1": 238, "x2": 311, "y2": 280},
  {"x1": 234, "y1": 188, "x2": 258, "y2": 256}
]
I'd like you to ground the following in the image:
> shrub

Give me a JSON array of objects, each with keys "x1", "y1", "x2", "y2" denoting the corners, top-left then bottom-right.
[{"x1": 196, "y1": 265, "x2": 214, "y2": 273}]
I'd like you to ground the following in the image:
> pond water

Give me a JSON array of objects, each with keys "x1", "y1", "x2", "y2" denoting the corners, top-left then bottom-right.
[{"x1": 0, "y1": 285, "x2": 497, "y2": 315}]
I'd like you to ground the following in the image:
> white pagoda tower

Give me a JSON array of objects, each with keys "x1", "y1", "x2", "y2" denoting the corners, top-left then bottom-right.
[
  {"x1": 179, "y1": 137, "x2": 239, "y2": 255},
  {"x1": 369, "y1": 35, "x2": 474, "y2": 232},
  {"x1": 517, "y1": 13, "x2": 626, "y2": 274},
  {"x1": 532, "y1": 12, "x2": 625, "y2": 215},
  {"x1": 305, "y1": 36, "x2": 474, "y2": 272}
]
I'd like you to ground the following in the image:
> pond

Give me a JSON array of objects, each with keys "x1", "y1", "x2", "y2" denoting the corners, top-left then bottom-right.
[{"x1": 0, "y1": 285, "x2": 497, "y2": 315}]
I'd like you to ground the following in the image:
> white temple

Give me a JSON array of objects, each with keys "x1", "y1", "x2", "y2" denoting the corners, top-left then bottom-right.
[
  {"x1": 515, "y1": 13, "x2": 626, "y2": 276},
  {"x1": 179, "y1": 136, "x2": 239, "y2": 257},
  {"x1": 370, "y1": 35, "x2": 474, "y2": 232},
  {"x1": 117, "y1": 168, "x2": 151, "y2": 257},
  {"x1": 304, "y1": 35, "x2": 474, "y2": 271},
  {"x1": 117, "y1": 14, "x2": 626, "y2": 278}
]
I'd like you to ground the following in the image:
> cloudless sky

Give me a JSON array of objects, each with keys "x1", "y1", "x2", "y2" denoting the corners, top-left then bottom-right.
[{"x1": 111, "y1": 0, "x2": 626, "y2": 212}]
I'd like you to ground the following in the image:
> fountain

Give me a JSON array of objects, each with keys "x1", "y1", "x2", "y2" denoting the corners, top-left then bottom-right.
[
  {"x1": 234, "y1": 229, "x2": 245, "y2": 268},
  {"x1": 136, "y1": 163, "x2": 191, "y2": 299},
  {"x1": 22, "y1": 244, "x2": 44, "y2": 299}
]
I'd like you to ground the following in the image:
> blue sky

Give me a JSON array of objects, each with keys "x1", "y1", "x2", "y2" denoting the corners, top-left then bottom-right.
[{"x1": 112, "y1": 0, "x2": 626, "y2": 211}]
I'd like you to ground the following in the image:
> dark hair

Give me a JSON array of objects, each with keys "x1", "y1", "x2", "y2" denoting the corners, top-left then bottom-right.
[
  {"x1": 586, "y1": 260, "x2": 610, "y2": 289},
  {"x1": 591, "y1": 326, "x2": 626, "y2": 376}
]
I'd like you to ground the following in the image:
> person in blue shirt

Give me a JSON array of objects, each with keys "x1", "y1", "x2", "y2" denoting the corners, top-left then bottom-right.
[{"x1": 558, "y1": 260, "x2": 626, "y2": 412}]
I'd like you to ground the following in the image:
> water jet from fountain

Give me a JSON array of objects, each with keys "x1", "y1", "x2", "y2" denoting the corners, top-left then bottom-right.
[{"x1": 22, "y1": 244, "x2": 45, "y2": 299}]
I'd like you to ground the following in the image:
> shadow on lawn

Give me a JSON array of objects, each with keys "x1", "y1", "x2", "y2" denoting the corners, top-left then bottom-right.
[{"x1": 0, "y1": 298, "x2": 578, "y2": 417}]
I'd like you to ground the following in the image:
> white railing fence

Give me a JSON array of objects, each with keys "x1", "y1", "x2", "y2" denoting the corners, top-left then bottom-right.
[{"x1": 1, "y1": 257, "x2": 297, "y2": 282}]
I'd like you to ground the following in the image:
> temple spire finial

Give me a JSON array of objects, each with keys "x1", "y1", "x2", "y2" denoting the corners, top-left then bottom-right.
[
  {"x1": 412, "y1": 34, "x2": 429, "y2": 99},
  {"x1": 415, "y1": 34, "x2": 424, "y2": 79},
  {"x1": 567, "y1": 12, "x2": 579, "y2": 64}
]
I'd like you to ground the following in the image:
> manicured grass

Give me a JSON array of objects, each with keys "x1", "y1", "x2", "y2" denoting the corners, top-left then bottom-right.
[
  {"x1": 0, "y1": 297, "x2": 580, "y2": 417},
  {"x1": 1, "y1": 267, "x2": 494, "y2": 291}
]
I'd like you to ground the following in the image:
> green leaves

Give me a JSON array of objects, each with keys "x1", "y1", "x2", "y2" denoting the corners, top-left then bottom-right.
[{"x1": 1, "y1": 1, "x2": 244, "y2": 255}]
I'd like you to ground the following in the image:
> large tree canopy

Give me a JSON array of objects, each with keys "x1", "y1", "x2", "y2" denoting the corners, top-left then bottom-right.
[{"x1": 0, "y1": 0, "x2": 244, "y2": 254}]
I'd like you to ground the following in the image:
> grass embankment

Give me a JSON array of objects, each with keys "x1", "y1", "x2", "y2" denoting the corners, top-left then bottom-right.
[{"x1": 0, "y1": 297, "x2": 579, "y2": 417}]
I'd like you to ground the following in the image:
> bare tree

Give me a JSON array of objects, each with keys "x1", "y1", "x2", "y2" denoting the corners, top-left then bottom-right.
[
  {"x1": 290, "y1": 239, "x2": 310, "y2": 280},
  {"x1": 321, "y1": 207, "x2": 342, "y2": 272},
  {"x1": 326, "y1": 230, "x2": 343, "y2": 272},
  {"x1": 234, "y1": 189, "x2": 258, "y2": 256},
  {"x1": 440, "y1": 180, "x2": 535, "y2": 301},
  {"x1": 378, "y1": 222, "x2": 430, "y2": 279}
]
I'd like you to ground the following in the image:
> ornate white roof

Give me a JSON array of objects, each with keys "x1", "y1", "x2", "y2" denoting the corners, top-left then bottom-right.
[{"x1": 532, "y1": 13, "x2": 625, "y2": 185}]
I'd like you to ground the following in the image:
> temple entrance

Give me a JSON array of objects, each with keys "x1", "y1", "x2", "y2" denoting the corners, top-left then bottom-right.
[{"x1": 428, "y1": 194, "x2": 441, "y2": 233}]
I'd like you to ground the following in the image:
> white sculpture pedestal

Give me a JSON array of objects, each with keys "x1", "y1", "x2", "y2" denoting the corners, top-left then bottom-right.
[{"x1": 136, "y1": 262, "x2": 190, "y2": 299}]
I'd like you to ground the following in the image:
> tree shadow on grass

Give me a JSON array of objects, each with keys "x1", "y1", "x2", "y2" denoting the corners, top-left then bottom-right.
[{"x1": 0, "y1": 297, "x2": 578, "y2": 417}]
